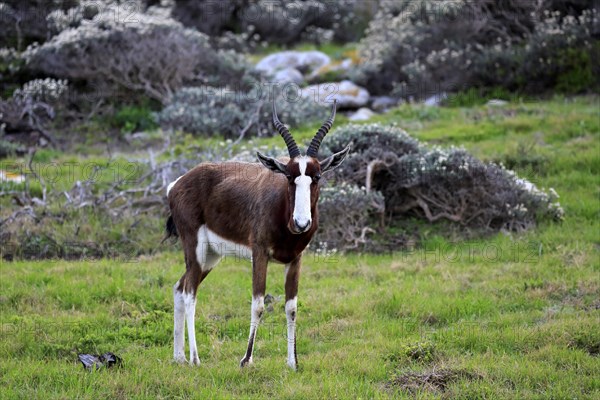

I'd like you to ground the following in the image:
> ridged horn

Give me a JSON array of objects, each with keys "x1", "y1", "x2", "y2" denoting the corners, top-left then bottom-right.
[
  {"x1": 306, "y1": 100, "x2": 336, "y2": 157},
  {"x1": 272, "y1": 100, "x2": 300, "y2": 159}
]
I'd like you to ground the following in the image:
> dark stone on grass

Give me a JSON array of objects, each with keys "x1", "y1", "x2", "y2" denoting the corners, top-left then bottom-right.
[
  {"x1": 78, "y1": 352, "x2": 122, "y2": 371},
  {"x1": 264, "y1": 294, "x2": 275, "y2": 305},
  {"x1": 264, "y1": 293, "x2": 282, "y2": 313}
]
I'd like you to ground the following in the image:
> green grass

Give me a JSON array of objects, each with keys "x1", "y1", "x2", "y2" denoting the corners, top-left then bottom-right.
[
  {"x1": 249, "y1": 42, "x2": 357, "y2": 63},
  {"x1": 1, "y1": 95, "x2": 599, "y2": 398},
  {"x1": 1, "y1": 244, "x2": 598, "y2": 398}
]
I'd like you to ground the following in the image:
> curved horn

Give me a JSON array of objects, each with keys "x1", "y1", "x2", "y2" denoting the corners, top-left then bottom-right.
[
  {"x1": 306, "y1": 100, "x2": 336, "y2": 157},
  {"x1": 272, "y1": 100, "x2": 300, "y2": 159}
]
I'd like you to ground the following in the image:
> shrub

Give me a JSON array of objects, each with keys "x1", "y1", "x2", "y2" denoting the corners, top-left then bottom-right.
[
  {"x1": 397, "y1": 148, "x2": 563, "y2": 231},
  {"x1": 156, "y1": 86, "x2": 329, "y2": 138},
  {"x1": 24, "y1": 2, "x2": 255, "y2": 104},
  {"x1": 0, "y1": 78, "x2": 68, "y2": 147},
  {"x1": 469, "y1": 9, "x2": 598, "y2": 94},
  {"x1": 316, "y1": 182, "x2": 385, "y2": 251},
  {"x1": 0, "y1": 131, "x2": 23, "y2": 157},
  {"x1": 172, "y1": 0, "x2": 375, "y2": 47},
  {"x1": 0, "y1": 47, "x2": 27, "y2": 96},
  {"x1": 325, "y1": 124, "x2": 563, "y2": 232},
  {"x1": 0, "y1": 0, "x2": 78, "y2": 49},
  {"x1": 324, "y1": 123, "x2": 420, "y2": 209},
  {"x1": 112, "y1": 104, "x2": 158, "y2": 134},
  {"x1": 356, "y1": 0, "x2": 598, "y2": 97}
]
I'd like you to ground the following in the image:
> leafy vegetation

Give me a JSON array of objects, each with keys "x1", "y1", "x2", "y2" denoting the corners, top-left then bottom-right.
[
  {"x1": 356, "y1": 1, "x2": 598, "y2": 97},
  {"x1": 1, "y1": 96, "x2": 598, "y2": 398},
  {"x1": 1, "y1": 2, "x2": 597, "y2": 397},
  {"x1": 2, "y1": 96, "x2": 598, "y2": 259},
  {"x1": 0, "y1": 232, "x2": 598, "y2": 398},
  {"x1": 156, "y1": 87, "x2": 329, "y2": 138}
]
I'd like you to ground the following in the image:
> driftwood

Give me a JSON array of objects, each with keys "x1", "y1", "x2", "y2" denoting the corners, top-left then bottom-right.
[{"x1": 0, "y1": 154, "x2": 192, "y2": 260}]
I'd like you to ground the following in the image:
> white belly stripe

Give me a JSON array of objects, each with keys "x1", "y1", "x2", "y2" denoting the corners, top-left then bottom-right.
[{"x1": 196, "y1": 225, "x2": 252, "y2": 263}]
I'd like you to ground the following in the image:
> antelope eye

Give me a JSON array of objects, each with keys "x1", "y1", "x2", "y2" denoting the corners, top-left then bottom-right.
[{"x1": 312, "y1": 174, "x2": 321, "y2": 183}]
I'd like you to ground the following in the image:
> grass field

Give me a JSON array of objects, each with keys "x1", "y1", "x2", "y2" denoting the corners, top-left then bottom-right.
[{"x1": 1, "y1": 96, "x2": 599, "y2": 398}]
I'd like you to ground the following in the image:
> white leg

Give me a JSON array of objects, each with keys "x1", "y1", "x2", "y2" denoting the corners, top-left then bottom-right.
[
  {"x1": 184, "y1": 291, "x2": 200, "y2": 366},
  {"x1": 173, "y1": 280, "x2": 186, "y2": 363},
  {"x1": 284, "y1": 258, "x2": 300, "y2": 370},
  {"x1": 178, "y1": 230, "x2": 221, "y2": 367},
  {"x1": 240, "y1": 295, "x2": 264, "y2": 366},
  {"x1": 285, "y1": 297, "x2": 298, "y2": 370}
]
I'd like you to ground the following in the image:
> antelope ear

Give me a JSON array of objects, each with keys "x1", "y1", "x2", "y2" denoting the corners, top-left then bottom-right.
[
  {"x1": 257, "y1": 151, "x2": 288, "y2": 174},
  {"x1": 320, "y1": 145, "x2": 351, "y2": 173}
]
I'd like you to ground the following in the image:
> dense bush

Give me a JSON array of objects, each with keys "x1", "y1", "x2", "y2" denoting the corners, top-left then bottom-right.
[
  {"x1": 0, "y1": 0, "x2": 79, "y2": 49},
  {"x1": 324, "y1": 123, "x2": 420, "y2": 207},
  {"x1": 172, "y1": 0, "x2": 376, "y2": 48},
  {"x1": 316, "y1": 183, "x2": 385, "y2": 251},
  {"x1": 156, "y1": 86, "x2": 329, "y2": 138},
  {"x1": 324, "y1": 124, "x2": 563, "y2": 234},
  {"x1": 0, "y1": 78, "x2": 67, "y2": 147},
  {"x1": 356, "y1": 0, "x2": 598, "y2": 97},
  {"x1": 112, "y1": 104, "x2": 158, "y2": 134},
  {"x1": 24, "y1": 2, "x2": 255, "y2": 104},
  {"x1": 0, "y1": 47, "x2": 27, "y2": 95}
]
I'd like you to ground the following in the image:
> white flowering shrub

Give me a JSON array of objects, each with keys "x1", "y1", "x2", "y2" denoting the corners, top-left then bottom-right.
[
  {"x1": 156, "y1": 87, "x2": 329, "y2": 138},
  {"x1": 172, "y1": 0, "x2": 374, "y2": 48},
  {"x1": 316, "y1": 182, "x2": 385, "y2": 252},
  {"x1": 325, "y1": 124, "x2": 563, "y2": 233},
  {"x1": 13, "y1": 78, "x2": 68, "y2": 102},
  {"x1": 0, "y1": 78, "x2": 67, "y2": 147},
  {"x1": 356, "y1": 0, "x2": 597, "y2": 97},
  {"x1": 398, "y1": 148, "x2": 564, "y2": 230},
  {"x1": 24, "y1": 2, "x2": 254, "y2": 104},
  {"x1": 0, "y1": 0, "x2": 78, "y2": 49},
  {"x1": 324, "y1": 123, "x2": 420, "y2": 208}
]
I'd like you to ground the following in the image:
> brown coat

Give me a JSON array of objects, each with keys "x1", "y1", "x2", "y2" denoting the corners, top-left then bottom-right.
[{"x1": 167, "y1": 161, "x2": 318, "y2": 264}]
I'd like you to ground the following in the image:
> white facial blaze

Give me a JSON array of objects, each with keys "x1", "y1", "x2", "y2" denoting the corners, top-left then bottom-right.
[
  {"x1": 196, "y1": 225, "x2": 252, "y2": 268},
  {"x1": 293, "y1": 157, "x2": 312, "y2": 228}
]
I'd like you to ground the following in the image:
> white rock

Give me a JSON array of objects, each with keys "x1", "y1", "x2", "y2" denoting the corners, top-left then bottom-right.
[
  {"x1": 255, "y1": 51, "x2": 330, "y2": 75},
  {"x1": 486, "y1": 99, "x2": 508, "y2": 107},
  {"x1": 273, "y1": 67, "x2": 304, "y2": 85},
  {"x1": 348, "y1": 107, "x2": 376, "y2": 121},
  {"x1": 371, "y1": 96, "x2": 399, "y2": 112},
  {"x1": 339, "y1": 58, "x2": 353, "y2": 70},
  {"x1": 424, "y1": 92, "x2": 447, "y2": 107},
  {"x1": 0, "y1": 170, "x2": 25, "y2": 183},
  {"x1": 301, "y1": 80, "x2": 370, "y2": 109}
]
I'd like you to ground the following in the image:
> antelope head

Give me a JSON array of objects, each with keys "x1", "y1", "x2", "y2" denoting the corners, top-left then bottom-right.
[{"x1": 257, "y1": 100, "x2": 350, "y2": 234}]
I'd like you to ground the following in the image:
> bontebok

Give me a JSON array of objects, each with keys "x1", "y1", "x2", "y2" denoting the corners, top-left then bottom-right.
[{"x1": 165, "y1": 100, "x2": 350, "y2": 369}]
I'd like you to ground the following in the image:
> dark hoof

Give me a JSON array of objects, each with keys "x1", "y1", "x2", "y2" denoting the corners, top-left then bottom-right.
[{"x1": 240, "y1": 356, "x2": 253, "y2": 367}]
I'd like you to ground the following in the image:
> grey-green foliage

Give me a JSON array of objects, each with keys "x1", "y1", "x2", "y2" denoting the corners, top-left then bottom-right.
[
  {"x1": 156, "y1": 86, "x2": 329, "y2": 138},
  {"x1": 356, "y1": 0, "x2": 598, "y2": 96},
  {"x1": 0, "y1": 0, "x2": 79, "y2": 49},
  {"x1": 0, "y1": 78, "x2": 68, "y2": 146},
  {"x1": 172, "y1": 0, "x2": 375, "y2": 48},
  {"x1": 23, "y1": 1, "x2": 255, "y2": 104},
  {"x1": 324, "y1": 123, "x2": 563, "y2": 234},
  {"x1": 316, "y1": 182, "x2": 385, "y2": 252}
]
